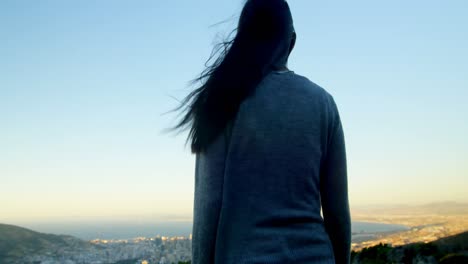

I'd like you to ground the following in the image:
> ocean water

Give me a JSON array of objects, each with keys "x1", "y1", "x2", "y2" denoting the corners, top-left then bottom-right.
[
  {"x1": 352, "y1": 221, "x2": 409, "y2": 234},
  {"x1": 21, "y1": 221, "x2": 409, "y2": 241},
  {"x1": 23, "y1": 221, "x2": 194, "y2": 241}
]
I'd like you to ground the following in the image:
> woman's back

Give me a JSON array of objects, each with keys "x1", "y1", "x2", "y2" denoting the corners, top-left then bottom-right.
[{"x1": 192, "y1": 71, "x2": 350, "y2": 264}]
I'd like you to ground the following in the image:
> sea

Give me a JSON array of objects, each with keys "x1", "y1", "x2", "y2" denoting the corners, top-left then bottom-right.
[{"x1": 20, "y1": 221, "x2": 409, "y2": 241}]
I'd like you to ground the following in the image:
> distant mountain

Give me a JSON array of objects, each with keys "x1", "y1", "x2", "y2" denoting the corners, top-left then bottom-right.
[
  {"x1": 352, "y1": 201, "x2": 468, "y2": 215},
  {"x1": 0, "y1": 223, "x2": 96, "y2": 263},
  {"x1": 352, "y1": 231, "x2": 468, "y2": 263}
]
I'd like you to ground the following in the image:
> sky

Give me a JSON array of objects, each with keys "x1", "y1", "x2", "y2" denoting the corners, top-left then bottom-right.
[{"x1": 1, "y1": 0, "x2": 467, "y2": 224}]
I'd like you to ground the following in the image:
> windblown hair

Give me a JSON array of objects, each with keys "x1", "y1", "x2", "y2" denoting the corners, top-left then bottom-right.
[{"x1": 171, "y1": 0, "x2": 295, "y2": 153}]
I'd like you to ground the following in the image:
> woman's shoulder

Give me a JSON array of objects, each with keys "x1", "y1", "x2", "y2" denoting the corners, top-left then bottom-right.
[
  {"x1": 291, "y1": 72, "x2": 331, "y2": 95},
  {"x1": 271, "y1": 71, "x2": 335, "y2": 103}
]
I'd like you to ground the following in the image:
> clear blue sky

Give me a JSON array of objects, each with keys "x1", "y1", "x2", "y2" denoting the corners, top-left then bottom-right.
[{"x1": 1, "y1": 0, "x2": 467, "y2": 223}]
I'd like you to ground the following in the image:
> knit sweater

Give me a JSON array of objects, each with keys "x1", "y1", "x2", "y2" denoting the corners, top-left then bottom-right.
[{"x1": 191, "y1": 71, "x2": 351, "y2": 264}]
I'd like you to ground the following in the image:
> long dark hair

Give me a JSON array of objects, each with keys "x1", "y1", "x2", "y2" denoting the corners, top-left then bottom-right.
[{"x1": 171, "y1": 0, "x2": 295, "y2": 154}]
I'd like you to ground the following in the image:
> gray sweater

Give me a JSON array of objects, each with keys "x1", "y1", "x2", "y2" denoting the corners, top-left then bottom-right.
[{"x1": 191, "y1": 71, "x2": 351, "y2": 264}]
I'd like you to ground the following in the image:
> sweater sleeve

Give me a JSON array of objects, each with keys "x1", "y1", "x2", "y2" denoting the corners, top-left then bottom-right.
[
  {"x1": 320, "y1": 95, "x2": 351, "y2": 264},
  {"x1": 191, "y1": 122, "x2": 234, "y2": 264}
]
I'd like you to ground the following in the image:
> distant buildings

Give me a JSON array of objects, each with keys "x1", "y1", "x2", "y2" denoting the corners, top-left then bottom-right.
[{"x1": 20, "y1": 235, "x2": 192, "y2": 264}]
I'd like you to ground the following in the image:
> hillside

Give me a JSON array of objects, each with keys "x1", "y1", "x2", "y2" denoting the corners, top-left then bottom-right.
[
  {"x1": 0, "y1": 223, "x2": 96, "y2": 263},
  {"x1": 352, "y1": 231, "x2": 468, "y2": 263},
  {"x1": 433, "y1": 230, "x2": 468, "y2": 251}
]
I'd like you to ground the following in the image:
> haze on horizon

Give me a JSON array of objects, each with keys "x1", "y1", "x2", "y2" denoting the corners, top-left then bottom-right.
[{"x1": 1, "y1": 0, "x2": 467, "y2": 223}]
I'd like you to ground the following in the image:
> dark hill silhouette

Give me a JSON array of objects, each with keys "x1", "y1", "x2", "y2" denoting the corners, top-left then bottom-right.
[
  {"x1": 352, "y1": 231, "x2": 468, "y2": 263},
  {"x1": 0, "y1": 223, "x2": 96, "y2": 263},
  {"x1": 433, "y1": 230, "x2": 468, "y2": 252}
]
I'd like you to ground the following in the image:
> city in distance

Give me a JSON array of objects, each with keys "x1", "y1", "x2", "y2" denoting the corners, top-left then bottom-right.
[{"x1": 1, "y1": 201, "x2": 468, "y2": 263}]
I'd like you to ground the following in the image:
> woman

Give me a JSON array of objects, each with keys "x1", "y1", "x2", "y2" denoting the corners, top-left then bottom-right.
[{"x1": 172, "y1": 0, "x2": 351, "y2": 263}]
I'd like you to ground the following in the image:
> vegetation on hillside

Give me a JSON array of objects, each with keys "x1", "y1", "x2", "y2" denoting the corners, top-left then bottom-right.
[
  {"x1": 0, "y1": 223, "x2": 95, "y2": 263},
  {"x1": 351, "y1": 231, "x2": 468, "y2": 263}
]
